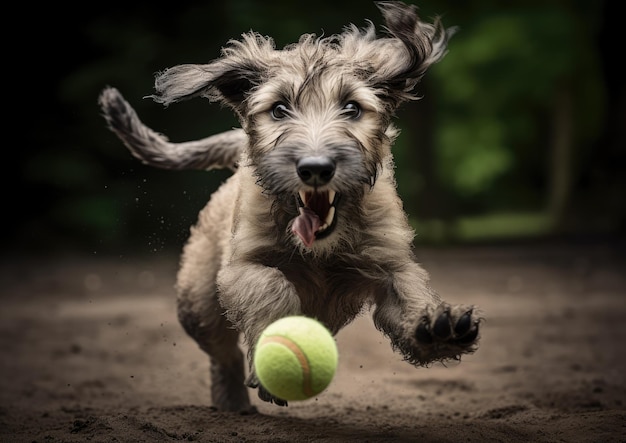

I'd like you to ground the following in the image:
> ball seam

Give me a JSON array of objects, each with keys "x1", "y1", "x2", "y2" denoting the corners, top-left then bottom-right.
[{"x1": 259, "y1": 335, "x2": 314, "y2": 398}]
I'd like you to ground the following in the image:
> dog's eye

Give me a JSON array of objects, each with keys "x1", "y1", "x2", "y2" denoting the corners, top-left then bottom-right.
[
  {"x1": 342, "y1": 101, "x2": 361, "y2": 119},
  {"x1": 271, "y1": 103, "x2": 290, "y2": 120}
]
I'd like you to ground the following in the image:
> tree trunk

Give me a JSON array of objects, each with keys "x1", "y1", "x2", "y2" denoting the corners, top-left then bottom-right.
[{"x1": 547, "y1": 85, "x2": 574, "y2": 233}]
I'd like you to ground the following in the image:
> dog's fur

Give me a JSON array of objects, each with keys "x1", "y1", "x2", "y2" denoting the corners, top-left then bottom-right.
[{"x1": 99, "y1": 1, "x2": 481, "y2": 412}]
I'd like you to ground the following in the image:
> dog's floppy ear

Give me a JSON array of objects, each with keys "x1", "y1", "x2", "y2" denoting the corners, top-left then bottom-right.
[
  {"x1": 371, "y1": 1, "x2": 456, "y2": 108},
  {"x1": 149, "y1": 33, "x2": 274, "y2": 114}
]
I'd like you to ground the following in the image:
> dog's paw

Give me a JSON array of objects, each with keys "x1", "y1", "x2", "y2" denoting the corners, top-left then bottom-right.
[
  {"x1": 257, "y1": 384, "x2": 289, "y2": 407},
  {"x1": 245, "y1": 371, "x2": 289, "y2": 407},
  {"x1": 412, "y1": 303, "x2": 481, "y2": 364}
]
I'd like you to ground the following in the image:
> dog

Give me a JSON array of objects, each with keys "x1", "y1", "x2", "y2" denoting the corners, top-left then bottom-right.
[{"x1": 99, "y1": 1, "x2": 481, "y2": 412}]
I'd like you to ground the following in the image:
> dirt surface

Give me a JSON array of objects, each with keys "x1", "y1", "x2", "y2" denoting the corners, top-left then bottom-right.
[{"x1": 1, "y1": 242, "x2": 625, "y2": 442}]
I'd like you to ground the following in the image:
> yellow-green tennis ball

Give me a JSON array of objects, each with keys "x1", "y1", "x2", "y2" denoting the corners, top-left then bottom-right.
[{"x1": 254, "y1": 316, "x2": 338, "y2": 401}]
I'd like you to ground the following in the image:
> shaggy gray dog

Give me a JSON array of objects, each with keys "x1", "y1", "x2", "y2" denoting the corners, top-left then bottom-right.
[{"x1": 99, "y1": 1, "x2": 481, "y2": 412}]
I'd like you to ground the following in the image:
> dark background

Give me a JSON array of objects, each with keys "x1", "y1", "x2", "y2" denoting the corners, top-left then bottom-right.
[{"x1": 8, "y1": 0, "x2": 624, "y2": 257}]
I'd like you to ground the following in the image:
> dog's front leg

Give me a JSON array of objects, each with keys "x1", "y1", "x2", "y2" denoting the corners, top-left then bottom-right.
[
  {"x1": 217, "y1": 261, "x2": 301, "y2": 406},
  {"x1": 373, "y1": 262, "x2": 480, "y2": 366}
]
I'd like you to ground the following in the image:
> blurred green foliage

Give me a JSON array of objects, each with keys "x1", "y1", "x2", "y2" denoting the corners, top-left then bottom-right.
[
  {"x1": 433, "y1": 6, "x2": 604, "y2": 199},
  {"x1": 10, "y1": 0, "x2": 624, "y2": 256}
]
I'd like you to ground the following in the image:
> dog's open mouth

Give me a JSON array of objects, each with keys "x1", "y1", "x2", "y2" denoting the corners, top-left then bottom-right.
[{"x1": 292, "y1": 190, "x2": 338, "y2": 247}]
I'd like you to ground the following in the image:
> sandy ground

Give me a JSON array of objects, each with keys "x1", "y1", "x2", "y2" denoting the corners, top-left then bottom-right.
[{"x1": 1, "y1": 242, "x2": 625, "y2": 442}]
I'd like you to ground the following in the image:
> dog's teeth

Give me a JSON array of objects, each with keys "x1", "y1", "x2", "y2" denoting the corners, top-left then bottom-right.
[
  {"x1": 299, "y1": 191, "x2": 307, "y2": 205},
  {"x1": 328, "y1": 190, "x2": 336, "y2": 204},
  {"x1": 325, "y1": 206, "x2": 335, "y2": 227}
]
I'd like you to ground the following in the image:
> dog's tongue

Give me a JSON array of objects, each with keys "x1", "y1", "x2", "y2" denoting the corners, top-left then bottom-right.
[{"x1": 292, "y1": 207, "x2": 320, "y2": 248}]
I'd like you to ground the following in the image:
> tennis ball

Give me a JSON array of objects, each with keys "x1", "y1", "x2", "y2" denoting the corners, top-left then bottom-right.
[{"x1": 254, "y1": 315, "x2": 338, "y2": 401}]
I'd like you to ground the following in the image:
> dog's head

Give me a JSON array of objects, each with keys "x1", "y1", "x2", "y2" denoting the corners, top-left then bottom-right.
[{"x1": 150, "y1": 1, "x2": 453, "y2": 251}]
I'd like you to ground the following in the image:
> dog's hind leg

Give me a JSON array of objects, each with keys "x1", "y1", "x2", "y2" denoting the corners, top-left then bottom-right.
[
  {"x1": 177, "y1": 290, "x2": 251, "y2": 412},
  {"x1": 177, "y1": 269, "x2": 252, "y2": 411},
  {"x1": 175, "y1": 182, "x2": 253, "y2": 412}
]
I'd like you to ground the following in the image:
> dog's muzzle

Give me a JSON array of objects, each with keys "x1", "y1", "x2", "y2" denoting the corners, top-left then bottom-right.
[
  {"x1": 292, "y1": 190, "x2": 339, "y2": 247},
  {"x1": 290, "y1": 156, "x2": 339, "y2": 247}
]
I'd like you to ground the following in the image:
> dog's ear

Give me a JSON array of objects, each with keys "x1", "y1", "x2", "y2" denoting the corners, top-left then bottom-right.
[
  {"x1": 370, "y1": 1, "x2": 456, "y2": 108},
  {"x1": 148, "y1": 33, "x2": 274, "y2": 113}
]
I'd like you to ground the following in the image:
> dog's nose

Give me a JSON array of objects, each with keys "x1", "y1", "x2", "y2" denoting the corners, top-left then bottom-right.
[{"x1": 296, "y1": 156, "x2": 336, "y2": 186}]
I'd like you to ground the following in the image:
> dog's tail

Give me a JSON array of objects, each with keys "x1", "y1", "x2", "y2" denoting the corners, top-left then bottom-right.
[{"x1": 98, "y1": 87, "x2": 245, "y2": 171}]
